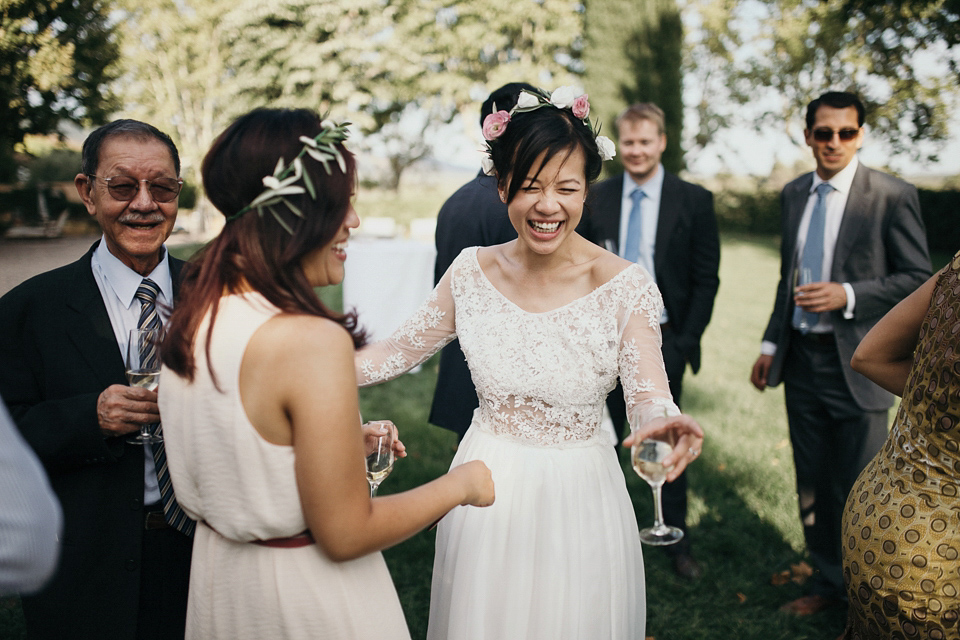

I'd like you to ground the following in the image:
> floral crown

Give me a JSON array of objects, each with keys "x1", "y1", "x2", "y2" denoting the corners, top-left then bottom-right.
[
  {"x1": 480, "y1": 86, "x2": 616, "y2": 176},
  {"x1": 226, "y1": 120, "x2": 351, "y2": 234}
]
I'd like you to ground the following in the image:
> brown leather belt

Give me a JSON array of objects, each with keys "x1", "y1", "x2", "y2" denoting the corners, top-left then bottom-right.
[{"x1": 251, "y1": 531, "x2": 315, "y2": 548}]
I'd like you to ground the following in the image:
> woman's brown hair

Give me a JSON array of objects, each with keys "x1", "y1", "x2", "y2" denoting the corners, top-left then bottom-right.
[{"x1": 162, "y1": 108, "x2": 365, "y2": 382}]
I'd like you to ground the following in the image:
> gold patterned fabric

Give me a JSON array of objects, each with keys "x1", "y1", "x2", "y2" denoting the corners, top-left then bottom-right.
[{"x1": 841, "y1": 251, "x2": 960, "y2": 639}]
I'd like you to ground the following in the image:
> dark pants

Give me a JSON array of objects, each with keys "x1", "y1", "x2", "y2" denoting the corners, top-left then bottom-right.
[
  {"x1": 608, "y1": 323, "x2": 690, "y2": 555},
  {"x1": 782, "y1": 333, "x2": 888, "y2": 599},
  {"x1": 138, "y1": 524, "x2": 192, "y2": 640}
]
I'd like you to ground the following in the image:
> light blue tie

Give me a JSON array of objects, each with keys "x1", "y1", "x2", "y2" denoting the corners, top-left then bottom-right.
[
  {"x1": 623, "y1": 188, "x2": 646, "y2": 264},
  {"x1": 793, "y1": 183, "x2": 832, "y2": 333},
  {"x1": 136, "y1": 279, "x2": 196, "y2": 537}
]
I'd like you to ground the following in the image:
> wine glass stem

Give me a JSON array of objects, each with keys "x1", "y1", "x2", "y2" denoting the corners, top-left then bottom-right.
[
  {"x1": 370, "y1": 483, "x2": 378, "y2": 498},
  {"x1": 651, "y1": 483, "x2": 667, "y2": 527}
]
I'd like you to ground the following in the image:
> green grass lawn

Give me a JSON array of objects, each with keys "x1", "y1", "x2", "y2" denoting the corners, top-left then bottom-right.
[{"x1": 1, "y1": 233, "x2": 861, "y2": 639}]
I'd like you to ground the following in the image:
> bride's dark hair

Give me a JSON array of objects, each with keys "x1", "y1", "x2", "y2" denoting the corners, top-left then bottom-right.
[
  {"x1": 163, "y1": 108, "x2": 365, "y2": 382},
  {"x1": 490, "y1": 104, "x2": 603, "y2": 204}
]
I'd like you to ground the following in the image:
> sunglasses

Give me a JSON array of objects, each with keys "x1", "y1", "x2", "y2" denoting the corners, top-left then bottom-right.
[
  {"x1": 87, "y1": 175, "x2": 183, "y2": 203},
  {"x1": 811, "y1": 127, "x2": 860, "y2": 142}
]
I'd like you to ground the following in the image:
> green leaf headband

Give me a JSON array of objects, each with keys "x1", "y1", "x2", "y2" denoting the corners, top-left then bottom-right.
[
  {"x1": 480, "y1": 86, "x2": 616, "y2": 175},
  {"x1": 226, "y1": 120, "x2": 351, "y2": 234}
]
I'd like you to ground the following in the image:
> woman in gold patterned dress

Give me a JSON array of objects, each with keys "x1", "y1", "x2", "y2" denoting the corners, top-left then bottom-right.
[{"x1": 840, "y1": 251, "x2": 960, "y2": 639}]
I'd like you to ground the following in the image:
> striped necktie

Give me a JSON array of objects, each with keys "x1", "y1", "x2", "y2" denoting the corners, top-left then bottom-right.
[{"x1": 136, "y1": 279, "x2": 195, "y2": 537}]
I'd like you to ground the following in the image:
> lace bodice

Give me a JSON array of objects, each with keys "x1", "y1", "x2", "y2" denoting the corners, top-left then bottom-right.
[{"x1": 357, "y1": 247, "x2": 679, "y2": 446}]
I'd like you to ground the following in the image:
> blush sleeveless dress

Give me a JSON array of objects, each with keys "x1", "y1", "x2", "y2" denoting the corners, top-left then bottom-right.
[
  {"x1": 160, "y1": 292, "x2": 411, "y2": 640},
  {"x1": 841, "y1": 252, "x2": 960, "y2": 639},
  {"x1": 357, "y1": 247, "x2": 681, "y2": 640}
]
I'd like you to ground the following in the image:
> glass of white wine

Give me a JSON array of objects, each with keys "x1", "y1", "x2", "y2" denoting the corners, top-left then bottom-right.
[
  {"x1": 125, "y1": 328, "x2": 163, "y2": 445},
  {"x1": 794, "y1": 267, "x2": 814, "y2": 332},
  {"x1": 631, "y1": 434, "x2": 684, "y2": 546},
  {"x1": 365, "y1": 421, "x2": 395, "y2": 497}
]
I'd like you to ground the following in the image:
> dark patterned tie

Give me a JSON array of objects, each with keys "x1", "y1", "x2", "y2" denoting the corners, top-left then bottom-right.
[{"x1": 136, "y1": 279, "x2": 195, "y2": 537}]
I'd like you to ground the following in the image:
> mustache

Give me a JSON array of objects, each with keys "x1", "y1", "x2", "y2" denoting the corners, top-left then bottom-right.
[{"x1": 118, "y1": 213, "x2": 165, "y2": 225}]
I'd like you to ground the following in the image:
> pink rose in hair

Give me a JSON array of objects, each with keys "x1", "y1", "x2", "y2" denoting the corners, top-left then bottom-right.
[
  {"x1": 572, "y1": 94, "x2": 590, "y2": 119},
  {"x1": 482, "y1": 111, "x2": 511, "y2": 141}
]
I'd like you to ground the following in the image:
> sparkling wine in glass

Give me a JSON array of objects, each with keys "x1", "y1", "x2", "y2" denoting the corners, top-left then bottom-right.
[
  {"x1": 632, "y1": 437, "x2": 684, "y2": 546},
  {"x1": 126, "y1": 328, "x2": 163, "y2": 445},
  {"x1": 365, "y1": 421, "x2": 395, "y2": 497},
  {"x1": 794, "y1": 267, "x2": 814, "y2": 332}
]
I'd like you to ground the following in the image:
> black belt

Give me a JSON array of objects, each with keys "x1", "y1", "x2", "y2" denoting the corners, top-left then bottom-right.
[
  {"x1": 144, "y1": 507, "x2": 171, "y2": 530},
  {"x1": 793, "y1": 329, "x2": 834, "y2": 346}
]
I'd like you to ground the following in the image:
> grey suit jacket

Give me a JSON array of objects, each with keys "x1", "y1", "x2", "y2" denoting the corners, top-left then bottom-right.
[
  {"x1": 762, "y1": 163, "x2": 931, "y2": 410},
  {"x1": 581, "y1": 171, "x2": 720, "y2": 373}
]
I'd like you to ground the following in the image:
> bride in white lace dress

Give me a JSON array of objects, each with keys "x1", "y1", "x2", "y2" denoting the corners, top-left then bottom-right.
[{"x1": 356, "y1": 88, "x2": 704, "y2": 640}]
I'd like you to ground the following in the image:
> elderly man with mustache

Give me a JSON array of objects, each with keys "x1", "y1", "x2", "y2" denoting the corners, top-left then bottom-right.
[{"x1": 0, "y1": 120, "x2": 193, "y2": 640}]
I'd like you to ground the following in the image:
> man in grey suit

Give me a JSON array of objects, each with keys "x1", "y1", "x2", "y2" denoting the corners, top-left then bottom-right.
[
  {"x1": 750, "y1": 91, "x2": 930, "y2": 616},
  {"x1": 581, "y1": 102, "x2": 720, "y2": 580}
]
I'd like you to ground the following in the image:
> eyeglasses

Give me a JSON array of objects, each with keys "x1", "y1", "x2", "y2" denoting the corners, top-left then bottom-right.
[
  {"x1": 811, "y1": 127, "x2": 860, "y2": 142},
  {"x1": 87, "y1": 175, "x2": 183, "y2": 203}
]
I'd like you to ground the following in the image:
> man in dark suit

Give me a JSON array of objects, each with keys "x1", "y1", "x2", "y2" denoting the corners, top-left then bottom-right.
[
  {"x1": 750, "y1": 91, "x2": 930, "y2": 616},
  {"x1": 0, "y1": 120, "x2": 193, "y2": 639},
  {"x1": 581, "y1": 102, "x2": 720, "y2": 580},
  {"x1": 428, "y1": 82, "x2": 535, "y2": 440}
]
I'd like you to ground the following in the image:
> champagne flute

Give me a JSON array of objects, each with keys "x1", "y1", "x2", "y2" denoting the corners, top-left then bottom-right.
[
  {"x1": 631, "y1": 432, "x2": 684, "y2": 546},
  {"x1": 365, "y1": 421, "x2": 395, "y2": 497},
  {"x1": 794, "y1": 267, "x2": 814, "y2": 332},
  {"x1": 125, "y1": 328, "x2": 163, "y2": 445}
]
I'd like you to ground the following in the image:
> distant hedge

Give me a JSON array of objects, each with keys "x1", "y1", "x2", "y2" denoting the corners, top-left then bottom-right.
[{"x1": 714, "y1": 187, "x2": 960, "y2": 254}]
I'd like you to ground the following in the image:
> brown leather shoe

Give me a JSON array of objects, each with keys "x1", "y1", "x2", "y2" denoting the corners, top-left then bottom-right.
[
  {"x1": 672, "y1": 553, "x2": 703, "y2": 581},
  {"x1": 779, "y1": 594, "x2": 840, "y2": 616}
]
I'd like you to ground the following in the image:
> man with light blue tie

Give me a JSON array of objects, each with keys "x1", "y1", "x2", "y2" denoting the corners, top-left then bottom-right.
[
  {"x1": 582, "y1": 102, "x2": 720, "y2": 581},
  {"x1": 750, "y1": 91, "x2": 931, "y2": 617}
]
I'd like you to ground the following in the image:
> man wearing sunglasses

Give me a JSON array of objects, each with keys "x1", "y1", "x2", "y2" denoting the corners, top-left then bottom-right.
[
  {"x1": 0, "y1": 120, "x2": 192, "y2": 639},
  {"x1": 750, "y1": 91, "x2": 931, "y2": 618}
]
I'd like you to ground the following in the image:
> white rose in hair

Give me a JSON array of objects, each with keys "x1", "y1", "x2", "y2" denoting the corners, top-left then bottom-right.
[
  {"x1": 596, "y1": 136, "x2": 617, "y2": 161},
  {"x1": 481, "y1": 155, "x2": 496, "y2": 176},
  {"x1": 550, "y1": 86, "x2": 579, "y2": 109},
  {"x1": 516, "y1": 92, "x2": 540, "y2": 110}
]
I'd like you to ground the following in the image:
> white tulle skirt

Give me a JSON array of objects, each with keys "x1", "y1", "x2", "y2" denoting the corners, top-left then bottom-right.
[{"x1": 427, "y1": 425, "x2": 646, "y2": 640}]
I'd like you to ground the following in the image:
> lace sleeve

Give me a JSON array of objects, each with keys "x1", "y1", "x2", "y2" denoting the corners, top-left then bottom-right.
[
  {"x1": 355, "y1": 267, "x2": 457, "y2": 386},
  {"x1": 618, "y1": 269, "x2": 681, "y2": 432}
]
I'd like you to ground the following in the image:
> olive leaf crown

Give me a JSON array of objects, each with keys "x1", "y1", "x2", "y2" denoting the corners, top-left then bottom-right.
[
  {"x1": 480, "y1": 86, "x2": 616, "y2": 176},
  {"x1": 226, "y1": 120, "x2": 351, "y2": 234}
]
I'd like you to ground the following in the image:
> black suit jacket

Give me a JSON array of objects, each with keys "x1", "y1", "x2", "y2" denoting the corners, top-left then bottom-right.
[
  {"x1": 0, "y1": 241, "x2": 187, "y2": 638},
  {"x1": 762, "y1": 163, "x2": 931, "y2": 410},
  {"x1": 582, "y1": 171, "x2": 720, "y2": 373},
  {"x1": 428, "y1": 172, "x2": 517, "y2": 437}
]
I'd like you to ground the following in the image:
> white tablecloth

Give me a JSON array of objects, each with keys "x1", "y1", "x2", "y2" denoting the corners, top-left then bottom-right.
[{"x1": 343, "y1": 239, "x2": 437, "y2": 342}]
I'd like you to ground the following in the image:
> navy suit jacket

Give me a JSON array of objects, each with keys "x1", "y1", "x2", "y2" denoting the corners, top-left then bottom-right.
[
  {"x1": 582, "y1": 171, "x2": 720, "y2": 374},
  {"x1": 762, "y1": 163, "x2": 931, "y2": 410},
  {"x1": 428, "y1": 173, "x2": 517, "y2": 437},
  {"x1": 0, "y1": 241, "x2": 187, "y2": 638}
]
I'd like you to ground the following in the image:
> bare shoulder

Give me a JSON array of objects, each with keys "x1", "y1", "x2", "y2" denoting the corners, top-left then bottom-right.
[
  {"x1": 248, "y1": 313, "x2": 353, "y2": 367},
  {"x1": 587, "y1": 242, "x2": 635, "y2": 288}
]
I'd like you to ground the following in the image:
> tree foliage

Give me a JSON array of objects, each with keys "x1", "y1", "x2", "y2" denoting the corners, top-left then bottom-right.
[
  {"x1": 685, "y1": 0, "x2": 960, "y2": 167},
  {"x1": 583, "y1": 0, "x2": 685, "y2": 174},
  {"x1": 0, "y1": 0, "x2": 120, "y2": 179}
]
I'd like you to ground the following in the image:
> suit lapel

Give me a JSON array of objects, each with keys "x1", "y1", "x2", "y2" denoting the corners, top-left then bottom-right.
[
  {"x1": 832, "y1": 164, "x2": 871, "y2": 278},
  {"x1": 654, "y1": 173, "x2": 681, "y2": 274}
]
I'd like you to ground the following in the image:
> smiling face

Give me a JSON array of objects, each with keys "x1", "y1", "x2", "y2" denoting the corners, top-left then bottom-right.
[
  {"x1": 618, "y1": 118, "x2": 666, "y2": 185},
  {"x1": 301, "y1": 204, "x2": 361, "y2": 287},
  {"x1": 75, "y1": 135, "x2": 179, "y2": 275},
  {"x1": 804, "y1": 105, "x2": 864, "y2": 180},
  {"x1": 500, "y1": 147, "x2": 587, "y2": 256}
]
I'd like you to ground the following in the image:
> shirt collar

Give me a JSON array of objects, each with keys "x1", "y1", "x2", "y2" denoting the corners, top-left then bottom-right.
[
  {"x1": 622, "y1": 164, "x2": 665, "y2": 201},
  {"x1": 93, "y1": 237, "x2": 172, "y2": 310},
  {"x1": 812, "y1": 155, "x2": 858, "y2": 195}
]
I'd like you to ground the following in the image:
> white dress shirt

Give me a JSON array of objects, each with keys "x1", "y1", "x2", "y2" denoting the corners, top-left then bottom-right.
[
  {"x1": 90, "y1": 237, "x2": 174, "y2": 505},
  {"x1": 761, "y1": 157, "x2": 859, "y2": 356}
]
